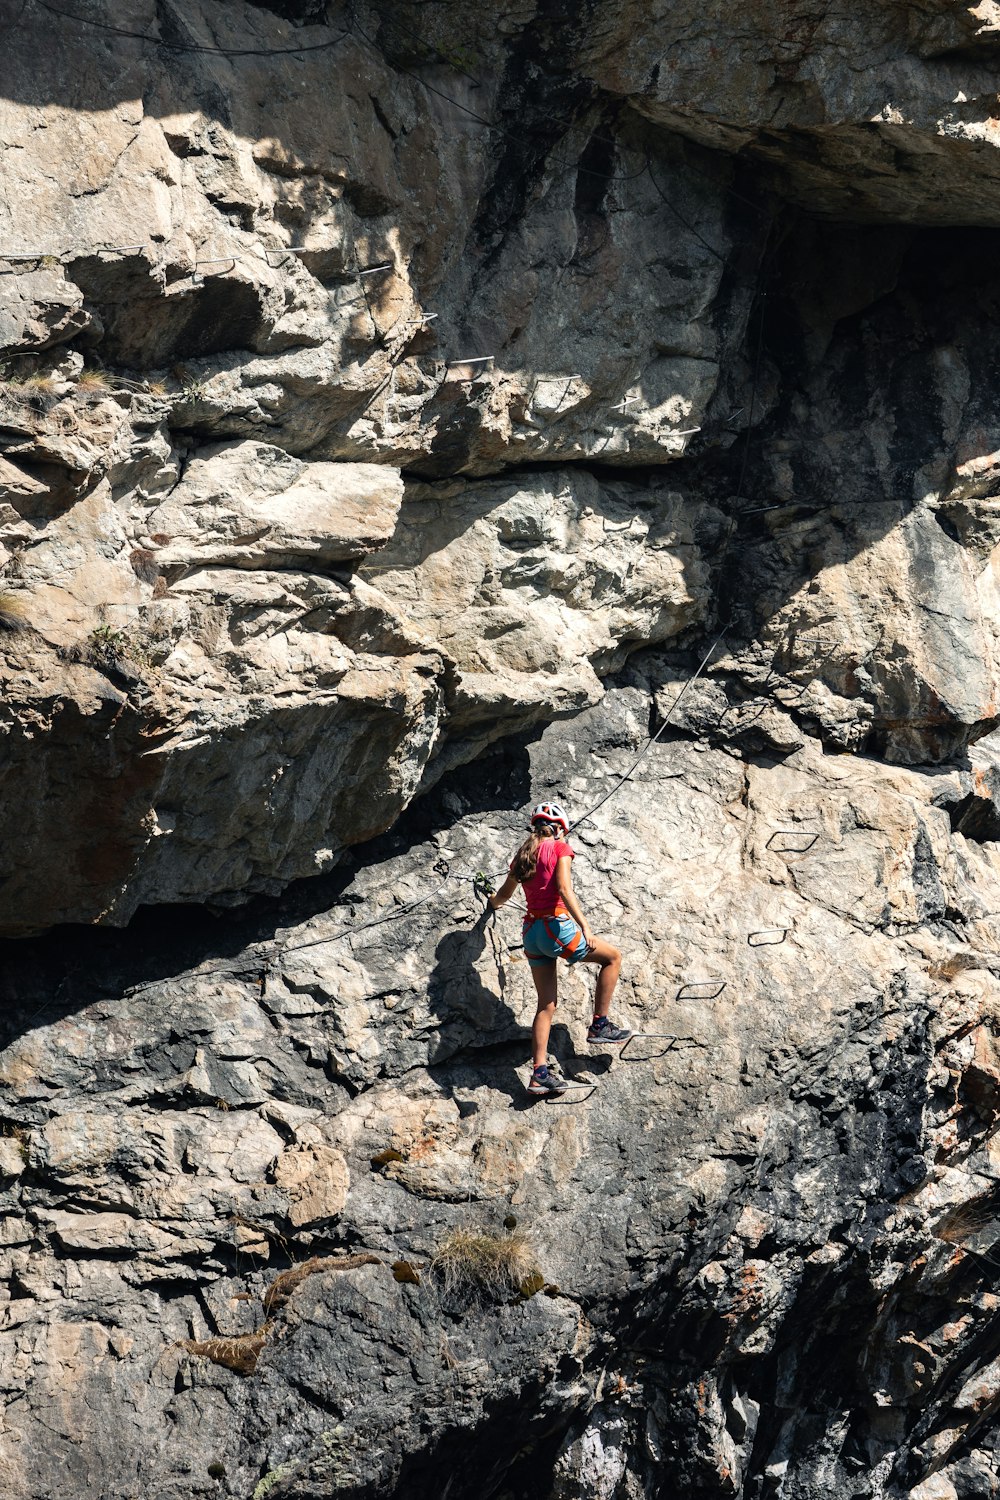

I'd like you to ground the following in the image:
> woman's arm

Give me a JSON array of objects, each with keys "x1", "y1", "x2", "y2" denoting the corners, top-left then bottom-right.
[
  {"x1": 488, "y1": 874, "x2": 519, "y2": 911},
  {"x1": 555, "y1": 857, "x2": 593, "y2": 946}
]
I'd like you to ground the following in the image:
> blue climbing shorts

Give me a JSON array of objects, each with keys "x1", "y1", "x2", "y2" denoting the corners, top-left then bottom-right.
[{"x1": 522, "y1": 913, "x2": 591, "y2": 968}]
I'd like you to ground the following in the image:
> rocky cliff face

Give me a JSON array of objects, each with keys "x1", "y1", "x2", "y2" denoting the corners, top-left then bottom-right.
[{"x1": 5, "y1": 2, "x2": 1000, "y2": 1498}]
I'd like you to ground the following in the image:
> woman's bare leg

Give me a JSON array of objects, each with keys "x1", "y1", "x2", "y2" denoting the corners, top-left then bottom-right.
[
  {"x1": 580, "y1": 936, "x2": 621, "y2": 1017},
  {"x1": 530, "y1": 962, "x2": 558, "y2": 1068}
]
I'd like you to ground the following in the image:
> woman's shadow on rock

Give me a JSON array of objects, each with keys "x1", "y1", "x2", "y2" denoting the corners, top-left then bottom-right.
[{"x1": 425, "y1": 909, "x2": 610, "y2": 1107}]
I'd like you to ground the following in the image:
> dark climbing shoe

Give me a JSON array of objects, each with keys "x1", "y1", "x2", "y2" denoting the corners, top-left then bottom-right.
[
  {"x1": 527, "y1": 1065, "x2": 569, "y2": 1096},
  {"x1": 587, "y1": 1016, "x2": 632, "y2": 1045}
]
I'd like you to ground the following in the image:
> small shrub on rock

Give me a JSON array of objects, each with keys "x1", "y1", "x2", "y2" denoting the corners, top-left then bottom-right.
[{"x1": 84, "y1": 623, "x2": 152, "y2": 679}]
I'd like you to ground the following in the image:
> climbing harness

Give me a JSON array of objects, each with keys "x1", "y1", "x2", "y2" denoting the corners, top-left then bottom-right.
[{"x1": 538, "y1": 916, "x2": 585, "y2": 960}]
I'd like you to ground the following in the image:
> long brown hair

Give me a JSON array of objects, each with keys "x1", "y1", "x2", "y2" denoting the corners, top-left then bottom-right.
[{"x1": 512, "y1": 819, "x2": 561, "y2": 882}]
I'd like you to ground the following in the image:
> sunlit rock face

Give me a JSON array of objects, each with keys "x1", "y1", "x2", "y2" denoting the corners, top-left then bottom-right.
[
  {"x1": 7, "y1": 4, "x2": 1000, "y2": 1498},
  {"x1": 6, "y1": 685, "x2": 1000, "y2": 1500},
  {"x1": 6, "y1": 0, "x2": 1000, "y2": 930}
]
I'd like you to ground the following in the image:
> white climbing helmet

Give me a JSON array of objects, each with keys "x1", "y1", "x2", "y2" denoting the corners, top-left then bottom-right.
[{"x1": 530, "y1": 801, "x2": 569, "y2": 833}]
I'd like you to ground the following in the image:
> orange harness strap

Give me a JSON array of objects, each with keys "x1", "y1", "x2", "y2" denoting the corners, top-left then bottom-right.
[{"x1": 541, "y1": 917, "x2": 582, "y2": 955}]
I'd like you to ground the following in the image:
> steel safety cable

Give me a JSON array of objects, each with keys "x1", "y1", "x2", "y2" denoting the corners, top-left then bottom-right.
[
  {"x1": 34, "y1": 0, "x2": 353, "y2": 56},
  {"x1": 112, "y1": 597, "x2": 751, "y2": 1001},
  {"x1": 372, "y1": 7, "x2": 770, "y2": 222},
  {"x1": 566, "y1": 623, "x2": 733, "y2": 838},
  {"x1": 119, "y1": 236, "x2": 778, "y2": 977},
  {"x1": 60, "y1": 591, "x2": 769, "y2": 1014},
  {"x1": 7, "y1": 70, "x2": 776, "y2": 1013},
  {"x1": 565, "y1": 238, "x2": 774, "y2": 839},
  {"x1": 351, "y1": 17, "x2": 650, "y2": 185}
]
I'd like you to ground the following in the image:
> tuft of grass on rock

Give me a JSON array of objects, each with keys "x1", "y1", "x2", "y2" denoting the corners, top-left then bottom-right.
[
  {"x1": 263, "y1": 1253, "x2": 383, "y2": 1316},
  {"x1": 75, "y1": 368, "x2": 112, "y2": 393},
  {"x1": 431, "y1": 1227, "x2": 537, "y2": 1307},
  {"x1": 1, "y1": 1122, "x2": 30, "y2": 1161},
  {"x1": 0, "y1": 592, "x2": 30, "y2": 632},
  {"x1": 936, "y1": 1195, "x2": 1000, "y2": 1247},
  {"x1": 927, "y1": 953, "x2": 982, "y2": 982},
  {"x1": 0, "y1": 366, "x2": 58, "y2": 394},
  {"x1": 370, "y1": 1147, "x2": 405, "y2": 1169},
  {"x1": 129, "y1": 547, "x2": 160, "y2": 586},
  {"x1": 181, "y1": 1325, "x2": 273, "y2": 1377}
]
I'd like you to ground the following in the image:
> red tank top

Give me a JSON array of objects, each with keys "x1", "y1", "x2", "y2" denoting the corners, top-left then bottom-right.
[{"x1": 515, "y1": 839, "x2": 573, "y2": 915}]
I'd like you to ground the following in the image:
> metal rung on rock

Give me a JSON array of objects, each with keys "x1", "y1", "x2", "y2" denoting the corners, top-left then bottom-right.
[
  {"x1": 620, "y1": 1031, "x2": 681, "y2": 1060},
  {"x1": 531, "y1": 1074, "x2": 599, "y2": 1099},
  {"x1": 263, "y1": 246, "x2": 311, "y2": 265},
  {"x1": 748, "y1": 927, "x2": 790, "y2": 946},
  {"x1": 765, "y1": 830, "x2": 820, "y2": 854},
  {"x1": 795, "y1": 633, "x2": 840, "y2": 649},
  {"x1": 193, "y1": 257, "x2": 237, "y2": 280},
  {"x1": 676, "y1": 980, "x2": 726, "y2": 1001}
]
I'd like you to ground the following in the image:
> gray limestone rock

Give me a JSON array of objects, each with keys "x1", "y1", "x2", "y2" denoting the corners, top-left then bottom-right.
[
  {"x1": 0, "y1": 268, "x2": 92, "y2": 353},
  {"x1": 4, "y1": 682, "x2": 1000, "y2": 1499},
  {"x1": 8, "y1": 2, "x2": 1000, "y2": 1497}
]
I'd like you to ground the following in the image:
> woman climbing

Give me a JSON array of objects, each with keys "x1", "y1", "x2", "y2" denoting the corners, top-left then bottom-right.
[{"x1": 487, "y1": 801, "x2": 630, "y2": 1096}]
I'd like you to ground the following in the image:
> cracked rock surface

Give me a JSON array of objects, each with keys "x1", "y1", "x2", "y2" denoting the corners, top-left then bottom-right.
[
  {"x1": 6, "y1": 688, "x2": 1000, "y2": 1500},
  {"x1": 7, "y1": 2, "x2": 1000, "y2": 1498}
]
